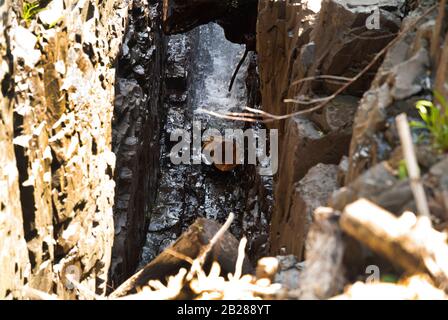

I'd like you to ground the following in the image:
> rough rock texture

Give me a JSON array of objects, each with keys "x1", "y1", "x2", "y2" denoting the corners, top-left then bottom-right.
[
  {"x1": 294, "y1": 208, "x2": 346, "y2": 300},
  {"x1": 0, "y1": 0, "x2": 30, "y2": 299},
  {"x1": 138, "y1": 29, "x2": 199, "y2": 268},
  {"x1": 162, "y1": 0, "x2": 258, "y2": 48},
  {"x1": 270, "y1": 96, "x2": 358, "y2": 256},
  {"x1": 0, "y1": 0, "x2": 128, "y2": 298},
  {"x1": 273, "y1": 255, "x2": 304, "y2": 291},
  {"x1": 257, "y1": 0, "x2": 402, "y2": 128},
  {"x1": 271, "y1": 163, "x2": 339, "y2": 258},
  {"x1": 256, "y1": 0, "x2": 405, "y2": 257},
  {"x1": 303, "y1": 1, "x2": 448, "y2": 297},
  {"x1": 330, "y1": 1, "x2": 448, "y2": 225},
  {"x1": 345, "y1": 2, "x2": 441, "y2": 184},
  {"x1": 110, "y1": 0, "x2": 166, "y2": 289}
]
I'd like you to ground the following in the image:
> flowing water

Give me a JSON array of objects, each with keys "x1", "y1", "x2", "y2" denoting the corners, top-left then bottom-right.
[{"x1": 139, "y1": 23, "x2": 272, "y2": 268}]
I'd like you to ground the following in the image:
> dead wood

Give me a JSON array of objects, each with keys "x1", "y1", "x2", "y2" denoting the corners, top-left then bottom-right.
[
  {"x1": 340, "y1": 199, "x2": 448, "y2": 292},
  {"x1": 110, "y1": 217, "x2": 251, "y2": 298}
]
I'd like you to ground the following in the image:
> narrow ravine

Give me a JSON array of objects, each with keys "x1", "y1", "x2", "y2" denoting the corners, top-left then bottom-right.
[{"x1": 139, "y1": 23, "x2": 272, "y2": 267}]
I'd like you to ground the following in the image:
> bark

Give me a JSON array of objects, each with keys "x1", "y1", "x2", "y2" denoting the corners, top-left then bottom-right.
[{"x1": 341, "y1": 199, "x2": 448, "y2": 291}]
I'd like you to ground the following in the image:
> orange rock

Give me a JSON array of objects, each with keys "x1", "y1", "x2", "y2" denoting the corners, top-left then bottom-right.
[{"x1": 202, "y1": 136, "x2": 239, "y2": 172}]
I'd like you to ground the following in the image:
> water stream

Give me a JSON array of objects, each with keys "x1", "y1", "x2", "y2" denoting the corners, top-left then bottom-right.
[{"x1": 139, "y1": 23, "x2": 272, "y2": 268}]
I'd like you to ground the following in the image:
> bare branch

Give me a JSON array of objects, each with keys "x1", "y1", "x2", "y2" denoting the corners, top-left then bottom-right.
[{"x1": 396, "y1": 113, "x2": 431, "y2": 218}]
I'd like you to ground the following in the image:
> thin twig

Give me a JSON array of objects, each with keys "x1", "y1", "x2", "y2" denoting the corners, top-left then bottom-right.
[
  {"x1": 349, "y1": 32, "x2": 398, "y2": 40},
  {"x1": 187, "y1": 213, "x2": 235, "y2": 280},
  {"x1": 290, "y1": 75, "x2": 352, "y2": 87},
  {"x1": 198, "y1": 5, "x2": 437, "y2": 123},
  {"x1": 229, "y1": 48, "x2": 249, "y2": 92},
  {"x1": 233, "y1": 237, "x2": 248, "y2": 280},
  {"x1": 196, "y1": 108, "x2": 261, "y2": 122},
  {"x1": 165, "y1": 248, "x2": 195, "y2": 265},
  {"x1": 396, "y1": 113, "x2": 431, "y2": 218}
]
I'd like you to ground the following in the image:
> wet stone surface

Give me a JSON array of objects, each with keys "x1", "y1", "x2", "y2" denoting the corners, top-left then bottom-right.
[{"x1": 139, "y1": 24, "x2": 272, "y2": 268}]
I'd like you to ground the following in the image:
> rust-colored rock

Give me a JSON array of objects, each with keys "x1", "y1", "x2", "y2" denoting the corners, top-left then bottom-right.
[
  {"x1": 203, "y1": 136, "x2": 239, "y2": 172},
  {"x1": 0, "y1": 0, "x2": 128, "y2": 298},
  {"x1": 270, "y1": 96, "x2": 357, "y2": 257},
  {"x1": 270, "y1": 163, "x2": 340, "y2": 259},
  {"x1": 0, "y1": 0, "x2": 30, "y2": 299}
]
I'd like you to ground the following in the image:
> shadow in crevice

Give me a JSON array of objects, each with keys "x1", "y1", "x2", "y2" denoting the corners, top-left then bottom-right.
[{"x1": 109, "y1": 0, "x2": 167, "y2": 290}]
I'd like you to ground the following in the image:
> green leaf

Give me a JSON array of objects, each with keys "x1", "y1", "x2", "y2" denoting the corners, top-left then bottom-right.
[
  {"x1": 416, "y1": 100, "x2": 433, "y2": 124},
  {"x1": 381, "y1": 274, "x2": 399, "y2": 283},
  {"x1": 409, "y1": 121, "x2": 427, "y2": 129},
  {"x1": 398, "y1": 160, "x2": 408, "y2": 180},
  {"x1": 434, "y1": 90, "x2": 448, "y2": 111}
]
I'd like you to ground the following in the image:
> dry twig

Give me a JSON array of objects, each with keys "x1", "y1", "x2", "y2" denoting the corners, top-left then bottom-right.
[
  {"x1": 198, "y1": 5, "x2": 437, "y2": 123},
  {"x1": 396, "y1": 113, "x2": 431, "y2": 218}
]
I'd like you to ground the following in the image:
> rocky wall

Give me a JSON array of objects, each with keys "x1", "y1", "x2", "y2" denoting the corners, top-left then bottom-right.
[
  {"x1": 110, "y1": 0, "x2": 166, "y2": 289},
  {"x1": 0, "y1": 0, "x2": 128, "y2": 298},
  {"x1": 256, "y1": 0, "x2": 405, "y2": 257},
  {"x1": 0, "y1": 0, "x2": 30, "y2": 299}
]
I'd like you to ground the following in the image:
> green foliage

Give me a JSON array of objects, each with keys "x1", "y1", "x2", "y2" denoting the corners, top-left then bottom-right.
[
  {"x1": 410, "y1": 91, "x2": 448, "y2": 152},
  {"x1": 381, "y1": 274, "x2": 399, "y2": 284},
  {"x1": 397, "y1": 160, "x2": 408, "y2": 180},
  {"x1": 22, "y1": 1, "x2": 44, "y2": 24}
]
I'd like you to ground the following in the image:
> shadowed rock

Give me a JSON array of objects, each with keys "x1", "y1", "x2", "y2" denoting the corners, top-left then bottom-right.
[{"x1": 162, "y1": 0, "x2": 258, "y2": 48}]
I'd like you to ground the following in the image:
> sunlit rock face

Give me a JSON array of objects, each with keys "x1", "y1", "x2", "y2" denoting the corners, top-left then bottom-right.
[
  {"x1": 162, "y1": 0, "x2": 258, "y2": 48},
  {"x1": 0, "y1": 0, "x2": 128, "y2": 298},
  {"x1": 256, "y1": 0, "x2": 405, "y2": 258}
]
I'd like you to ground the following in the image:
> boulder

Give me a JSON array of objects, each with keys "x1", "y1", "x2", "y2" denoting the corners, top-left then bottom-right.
[{"x1": 270, "y1": 163, "x2": 340, "y2": 258}]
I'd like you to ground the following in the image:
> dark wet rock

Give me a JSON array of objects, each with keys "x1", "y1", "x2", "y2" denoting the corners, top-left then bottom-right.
[
  {"x1": 110, "y1": 1, "x2": 165, "y2": 287},
  {"x1": 162, "y1": 0, "x2": 258, "y2": 48},
  {"x1": 138, "y1": 24, "x2": 272, "y2": 270}
]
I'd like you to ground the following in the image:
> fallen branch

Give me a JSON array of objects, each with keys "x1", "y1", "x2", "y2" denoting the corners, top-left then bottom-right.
[
  {"x1": 187, "y1": 213, "x2": 235, "y2": 280},
  {"x1": 340, "y1": 199, "x2": 448, "y2": 291},
  {"x1": 110, "y1": 215, "x2": 249, "y2": 298}
]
